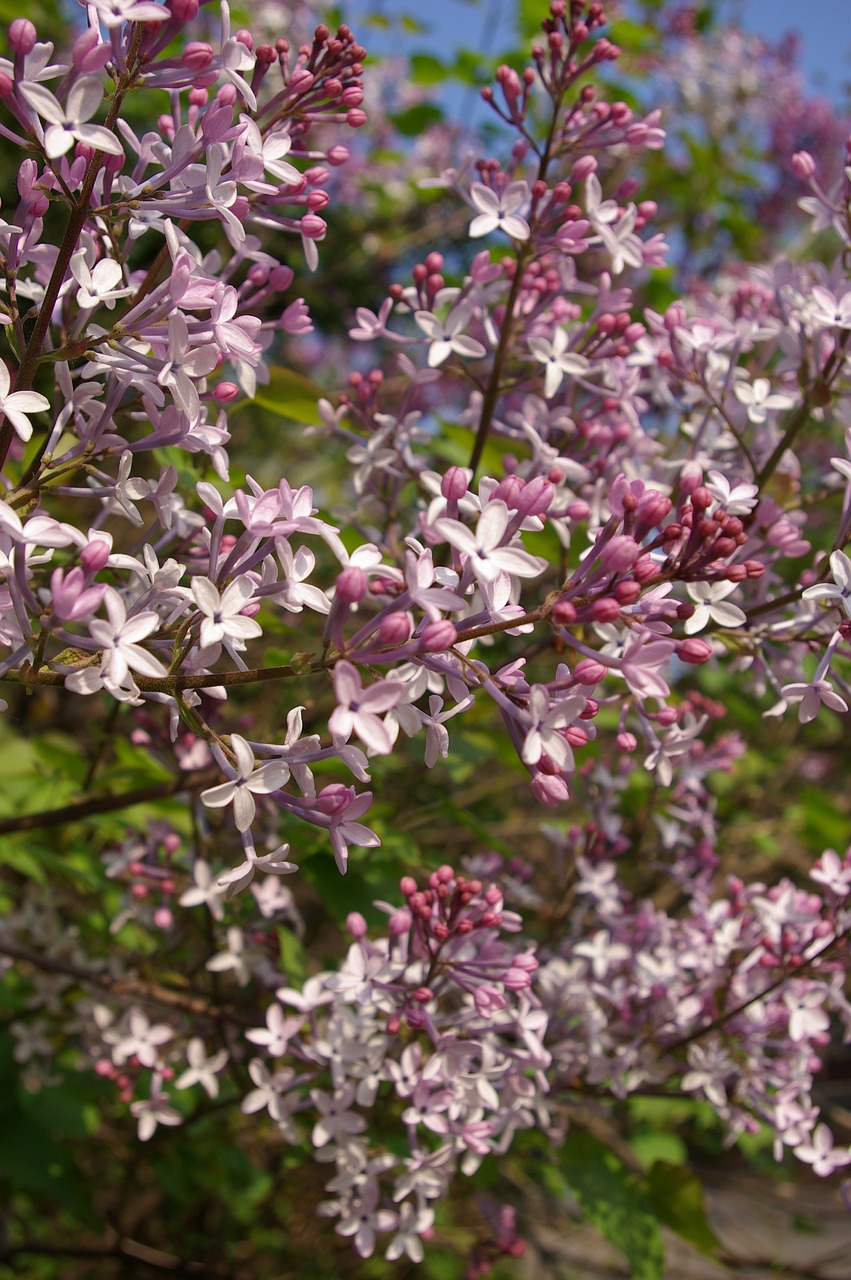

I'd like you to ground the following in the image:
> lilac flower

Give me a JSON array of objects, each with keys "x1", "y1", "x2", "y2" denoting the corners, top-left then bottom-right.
[
  {"x1": 810, "y1": 848, "x2": 851, "y2": 897},
  {"x1": 684, "y1": 581, "x2": 747, "y2": 634},
  {"x1": 175, "y1": 1039, "x2": 229, "y2": 1098},
  {"x1": 191, "y1": 575, "x2": 263, "y2": 649},
  {"x1": 0, "y1": 361, "x2": 50, "y2": 443},
  {"x1": 794, "y1": 1125, "x2": 851, "y2": 1177},
  {"x1": 414, "y1": 307, "x2": 487, "y2": 368},
  {"x1": 156, "y1": 313, "x2": 219, "y2": 421},
  {"x1": 802, "y1": 551, "x2": 851, "y2": 618},
  {"x1": 336, "y1": 1181, "x2": 397, "y2": 1258},
  {"x1": 66, "y1": 588, "x2": 167, "y2": 697},
  {"x1": 528, "y1": 328, "x2": 590, "y2": 400},
  {"x1": 130, "y1": 1074, "x2": 182, "y2": 1142},
  {"x1": 19, "y1": 76, "x2": 125, "y2": 159},
  {"x1": 733, "y1": 376, "x2": 796, "y2": 423},
  {"x1": 436, "y1": 500, "x2": 546, "y2": 584},
  {"x1": 780, "y1": 678, "x2": 848, "y2": 723},
  {"x1": 385, "y1": 1200, "x2": 435, "y2": 1263},
  {"x1": 467, "y1": 181, "x2": 530, "y2": 241},
  {"x1": 70, "y1": 252, "x2": 132, "y2": 310},
  {"x1": 201, "y1": 735, "x2": 289, "y2": 833},
  {"x1": 808, "y1": 285, "x2": 851, "y2": 329},
  {"x1": 783, "y1": 987, "x2": 830, "y2": 1042},
  {"x1": 521, "y1": 687, "x2": 585, "y2": 771},
  {"x1": 112, "y1": 1009, "x2": 172, "y2": 1068},
  {"x1": 329, "y1": 662, "x2": 403, "y2": 755},
  {"x1": 246, "y1": 1003, "x2": 304, "y2": 1057},
  {"x1": 311, "y1": 1084, "x2": 367, "y2": 1147}
]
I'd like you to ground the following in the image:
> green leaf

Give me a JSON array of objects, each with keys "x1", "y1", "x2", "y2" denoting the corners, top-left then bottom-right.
[
  {"x1": 250, "y1": 367, "x2": 325, "y2": 425},
  {"x1": 560, "y1": 1131, "x2": 665, "y2": 1280},
  {"x1": 410, "y1": 52, "x2": 446, "y2": 85},
  {"x1": 646, "y1": 1163, "x2": 721, "y2": 1257},
  {"x1": 390, "y1": 104, "x2": 445, "y2": 137}
]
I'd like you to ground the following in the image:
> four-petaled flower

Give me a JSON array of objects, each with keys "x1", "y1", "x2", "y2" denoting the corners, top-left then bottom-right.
[
  {"x1": 201, "y1": 734, "x2": 289, "y2": 832},
  {"x1": 329, "y1": 661, "x2": 403, "y2": 755},
  {"x1": 528, "y1": 327, "x2": 590, "y2": 399},
  {"x1": 0, "y1": 360, "x2": 50, "y2": 443},
  {"x1": 191, "y1": 574, "x2": 263, "y2": 649},
  {"x1": 468, "y1": 181, "x2": 530, "y2": 241}
]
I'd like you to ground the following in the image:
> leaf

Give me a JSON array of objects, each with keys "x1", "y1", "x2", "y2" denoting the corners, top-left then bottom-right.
[
  {"x1": 560, "y1": 1131, "x2": 665, "y2": 1280},
  {"x1": 410, "y1": 52, "x2": 446, "y2": 85},
  {"x1": 390, "y1": 104, "x2": 445, "y2": 137},
  {"x1": 646, "y1": 1163, "x2": 722, "y2": 1257},
  {"x1": 250, "y1": 367, "x2": 325, "y2": 425}
]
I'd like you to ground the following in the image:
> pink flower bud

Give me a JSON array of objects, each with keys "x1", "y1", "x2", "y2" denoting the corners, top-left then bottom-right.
[
  {"x1": 552, "y1": 599, "x2": 576, "y2": 625},
  {"x1": 388, "y1": 908, "x2": 412, "y2": 935},
  {"x1": 346, "y1": 911, "x2": 368, "y2": 938},
  {"x1": 315, "y1": 783, "x2": 352, "y2": 816},
  {"x1": 81, "y1": 538, "x2": 111, "y2": 573},
  {"x1": 574, "y1": 658, "x2": 606, "y2": 684},
  {"x1": 571, "y1": 155, "x2": 597, "y2": 182},
  {"x1": 213, "y1": 382, "x2": 239, "y2": 403},
  {"x1": 376, "y1": 612, "x2": 412, "y2": 646},
  {"x1": 517, "y1": 475, "x2": 554, "y2": 517},
  {"x1": 420, "y1": 620, "x2": 457, "y2": 652},
  {"x1": 300, "y1": 213, "x2": 326, "y2": 239},
  {"x1": 678, "y1": 637, "x2": 713, "y2": 665},
  {"x1": 440, "y1": 465, "x2": 470, "y2": 501},
  {"x1": 183, "y1": 40, "x2": 214, "y2": 69},
  {"x1": 590, "y1": 596, "x2": 620, "y2": 622},
  {"x1": 72, "y1": 28, "x2": 112, "y2": 72},
  {"x1": 792, "y1": 150, "x2": 816, "y2": 179},
  {"x1": 399, "y1": 875, "x2": 417, "y2": 896},
  {"x1": 346, "y1": 107, "x2": 367, "y2": 127},
  {"x1": 598, "y1": 534, "x2": 640, "y2": 572},
  {"x1": 531, "y1": 773, "x2": 570, "y2": 806},
  {"x1": 336, "y1": 565, "x2": 367, "y2": 603},
  {"x1": 617, "y1": 731, "x2": 637, "y2": 752},
  {"x1": 327, "y1": 144, "x2": 349, "y2": 165},
  {"x1": 9, "y1": 19, "x2": 36, "y2": 55},
  {"x1": 154, "y1": 907, "x2": 173, "y2": 929}
]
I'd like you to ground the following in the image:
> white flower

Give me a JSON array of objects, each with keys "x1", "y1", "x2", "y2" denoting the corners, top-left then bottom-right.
[
  {"x1": 436, "y1": 500, "x2": 547, "y2": 584},
  {"x1": 245, "y1": 1003, "x2": 303, "y2": 1056},
  {"x1": 19, "y1": 75, "x2": 125, "y2": 159},
  {"x1": 0, "y1": 361, "x2": 50, "y2": 443},
  {"x1": 521, "y1": 687, "x2": 585, "y2": 771},
  {"x1": 468, "y1": 181, "x2": 530, "y2": 240},
  {"x1": 808, "y1": 285, "x2": 851, "y2": 329},
  {"x1": 414, "y1": 307, "x2": 486, "y2": 368},
  {"x1": 794, "y1": 1124, "x2": 851, "y2": 1176},
  {"x1": 733, "y1": 376, "x2": 796, "y2": 424},
  {"x1": 130, "y1": 1074, "x2": 182, "y2": 1142},
  {"x1": 201, "y1": 734, "x2": 289, "y2": 832},
  {"x1": 528, "y1": 327, "x2": 589, "y2": 399},
  {"x1": 175, "y1": 1039, "x2": 229, "y2": 1098},
  {"x1": 802, "y1": 550, "x2": 851, "y2": 618},
  {"x1": 684, "y1": 580, "x2": 747, "y2": 634},
  {"x1": 70, "y1": 251, "x2": 133, "y2": 310},
  {"x1": 191, "y1": 575, "x2": 263, "y2": 648},
  {"x1": 704, "y1": 469, "x2": 759, "y2": 516},
  {"x1": 329, "y1": 661, "x2": 403, "y2": 756},
  {"x1": 66, "y1": 587, "x2": 167, "y2": 697}
]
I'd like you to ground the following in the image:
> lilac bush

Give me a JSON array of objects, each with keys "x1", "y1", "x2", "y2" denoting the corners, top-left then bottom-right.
[{"x1": 0, "y1": 0, "x2": 849, "y2": 1272}]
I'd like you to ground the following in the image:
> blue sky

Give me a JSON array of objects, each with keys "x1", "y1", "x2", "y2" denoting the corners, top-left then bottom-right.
[{"x1": 346, "y1": 0, "x2": 850, "y2": 108}]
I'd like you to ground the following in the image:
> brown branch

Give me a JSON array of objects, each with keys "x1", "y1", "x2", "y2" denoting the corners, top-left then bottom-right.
[
  {"x1": 0, "y1": 938, "x2": 252, "y2": 1024},
  {"x1": 0, "y1": 764, "x2": 218, "y2": 835}
]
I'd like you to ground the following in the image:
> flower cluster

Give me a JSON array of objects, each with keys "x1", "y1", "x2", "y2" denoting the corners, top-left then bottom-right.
[{"x1": 0, "y1": 0, "x2": 850, "y2": 1267}]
